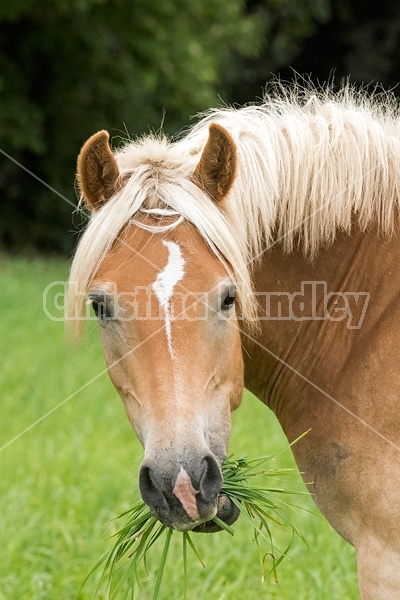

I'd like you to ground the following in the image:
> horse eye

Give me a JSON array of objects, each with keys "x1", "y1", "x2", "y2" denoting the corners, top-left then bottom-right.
[
  {"x1": 89, "y1": 294, "x2": 112, "y2": 320},
  {"x1": 221, "y1": 286, "x2": 236, "y2": 311}
]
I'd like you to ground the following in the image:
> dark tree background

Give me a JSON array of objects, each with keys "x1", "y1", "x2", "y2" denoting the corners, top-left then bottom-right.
[{"x1": 1, "y1": 0, "x2": 399, "y2": 253}]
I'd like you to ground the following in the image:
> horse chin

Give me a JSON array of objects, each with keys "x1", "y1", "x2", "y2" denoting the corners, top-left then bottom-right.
[{"x1": 192, "y1": 495, "x2": 240, "y2": 534}]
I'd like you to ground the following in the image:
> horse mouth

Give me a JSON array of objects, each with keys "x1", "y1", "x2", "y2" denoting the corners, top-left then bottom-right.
[{"x1": 192, "y1": 494, "x2": 240, "y2": 533}]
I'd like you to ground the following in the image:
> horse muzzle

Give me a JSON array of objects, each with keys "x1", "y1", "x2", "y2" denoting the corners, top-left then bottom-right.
[{"x1": 139, "y1": 452, "x2": 237, "y2": 531}]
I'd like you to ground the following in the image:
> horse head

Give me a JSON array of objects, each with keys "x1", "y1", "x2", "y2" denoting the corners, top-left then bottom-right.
[{"x1": 71, "y1": 125, "x2": 246, "y2": 531}]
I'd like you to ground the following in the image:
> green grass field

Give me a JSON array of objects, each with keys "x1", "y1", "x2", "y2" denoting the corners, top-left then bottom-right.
[{"x1": 0, "y1": 257, "x2": 359, "y2": 600}]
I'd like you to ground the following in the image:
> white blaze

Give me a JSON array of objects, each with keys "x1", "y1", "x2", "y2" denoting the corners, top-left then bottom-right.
[{"x1": 152, "y1": 240, "x2": 185, "y2": 357}]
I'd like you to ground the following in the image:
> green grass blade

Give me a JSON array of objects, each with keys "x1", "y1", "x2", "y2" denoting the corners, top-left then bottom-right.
[
  {"x1": 212, "y1": 516, "x2": 235, "y2": 536},
  {"x1": 185, "y1": 532, "x2": 205, "y2": 568},
  {"x1": 182, "y1": 532, "x2": 188, "y2": 600},
  {"x1": 152, "y1": 528, "x2": 173, "y2": 600}
]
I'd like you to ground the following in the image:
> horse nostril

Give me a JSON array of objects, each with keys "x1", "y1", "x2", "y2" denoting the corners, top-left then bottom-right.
[
  {"x1": 139, "y1": 455, "x2": 222, "y2": 527},
  {"x1": 139, "y1": 464, "x2": 170, "y2": 517},
  {"x1": 199, "y1": 454, "x2": 222, "y2": 503}
]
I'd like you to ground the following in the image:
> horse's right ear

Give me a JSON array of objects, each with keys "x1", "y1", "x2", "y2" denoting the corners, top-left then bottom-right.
[{"x1": 77, "y1": 130, "x2": 120, "y2": 211}]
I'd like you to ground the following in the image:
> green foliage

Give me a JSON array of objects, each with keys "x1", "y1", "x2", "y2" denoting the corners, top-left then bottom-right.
[
  {"x1": 1, "y1": 1, "x2": 399, "y2": 252},
  {"x1": 0, "y1": 0, "x2": 261, "y2": 252},
  {"x1": 224, "y1": 0, "x2": 333, "y2": 102}
]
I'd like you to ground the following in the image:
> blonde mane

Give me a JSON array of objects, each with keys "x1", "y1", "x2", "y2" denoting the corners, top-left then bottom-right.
[{"x1": 67, "y1": 84, "x2": 400, "y2": 336}]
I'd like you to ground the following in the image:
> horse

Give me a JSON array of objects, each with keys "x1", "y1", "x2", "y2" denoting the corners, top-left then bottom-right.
[{"x1": 66, "y1": 84, "x2": 400, "y2": 599}]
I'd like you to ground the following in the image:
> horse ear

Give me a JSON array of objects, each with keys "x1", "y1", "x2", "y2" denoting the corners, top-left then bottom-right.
[
  {"x1": 193, "y1": 123, "x2": 237, "y2": 202},
  {"x1": 77, "y1": 130, "x2": 120, "y2": 211}
]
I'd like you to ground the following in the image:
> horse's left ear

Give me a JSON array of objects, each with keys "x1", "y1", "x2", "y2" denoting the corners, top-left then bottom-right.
[
  {"x1": 77, "y1": 130, "x2": 120, "y2": 211},
  {"x1": 193, "y1": 123, "x2": 237, "y2": 202}
]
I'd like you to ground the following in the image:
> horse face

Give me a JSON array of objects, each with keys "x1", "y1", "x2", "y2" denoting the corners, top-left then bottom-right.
[
  {"x1": 90, "y1": 223, "x2": 244, "y2": 530},
  {"x1": 74, "y1": 123, "x2": 243, "y2": 530}
]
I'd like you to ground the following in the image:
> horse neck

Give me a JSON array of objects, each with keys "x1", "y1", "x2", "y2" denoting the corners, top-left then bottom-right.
[{"x1": 241, "y1": 225, "x2": 400, "y2": 436}]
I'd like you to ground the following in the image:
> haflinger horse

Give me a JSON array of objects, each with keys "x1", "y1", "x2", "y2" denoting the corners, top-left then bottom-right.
[{"x1": 67, "y1": 85, "x2": 400, "y2": 599}]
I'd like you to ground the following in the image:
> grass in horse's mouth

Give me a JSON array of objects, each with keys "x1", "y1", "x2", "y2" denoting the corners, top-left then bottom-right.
[{"x1": 84, "y1": 432, "x2": 310, "y2": 599}]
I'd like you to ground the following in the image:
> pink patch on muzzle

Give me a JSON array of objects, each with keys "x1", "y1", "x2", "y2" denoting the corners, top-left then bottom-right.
[{"x1": 173, "y1": 466, "x2": 200, "y2": 521}]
